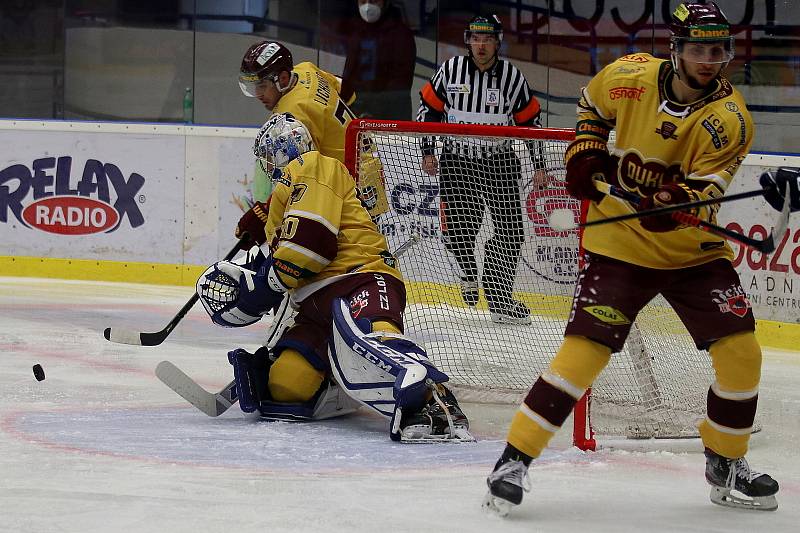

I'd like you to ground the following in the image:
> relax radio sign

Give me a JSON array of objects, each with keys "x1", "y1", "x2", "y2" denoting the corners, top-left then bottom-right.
[
  {"x1": 0, "y1": 125, "x2": 185, "y2": 264},
  {"x1": 1, "y1": 156, "x2": 145, "y2": 235}
]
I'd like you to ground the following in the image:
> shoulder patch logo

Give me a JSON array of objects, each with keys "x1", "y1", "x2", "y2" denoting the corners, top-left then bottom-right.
[
  {"x1": 582, "y1": 306, "x2": 631, "y2": 325},
  {"x1": 725, "y1": 101, "x2": 739, "y2": 112},
  {"x1": 290, "y1": 183, "x2": 307, "y2": 204},
  {"x1": 655, "y1": 121, "x2": 678, "y2": 140}
]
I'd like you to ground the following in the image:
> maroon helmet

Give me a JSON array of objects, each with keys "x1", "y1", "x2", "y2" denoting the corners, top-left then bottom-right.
[
  {"x1": 238, "y1": 41, "x2": 293, "y2": 97},
  {"x1": 669, "y1": 2, "x2": 734, "y2": 67}
]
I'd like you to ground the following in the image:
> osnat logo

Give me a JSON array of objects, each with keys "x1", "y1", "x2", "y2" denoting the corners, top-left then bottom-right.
[{"x1": 0, "y1": 156, "x2": 145, "y2": 235}]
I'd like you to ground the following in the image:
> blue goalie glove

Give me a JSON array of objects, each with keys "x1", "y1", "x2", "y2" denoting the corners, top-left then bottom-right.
[
  {"x1": 760, "y1": 167, "x2": 800, "y2": 213},
  {"x1": 197, "y1": 250, "x2": 285, "y2": 328}
]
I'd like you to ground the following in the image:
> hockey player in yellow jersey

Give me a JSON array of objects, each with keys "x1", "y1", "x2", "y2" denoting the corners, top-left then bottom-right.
[
  {"x1": 484, "y1": 1, "x2": 778, "y2": 517},
  {"x1": 238, "y1": 41, "x2": 354, "y2": 163},
  {"x1": 236, "y1": 40, "x2": 387, "y2": 247},
  {"x1": 196, "y1": 113, "x2": 473, "y2": 443}
]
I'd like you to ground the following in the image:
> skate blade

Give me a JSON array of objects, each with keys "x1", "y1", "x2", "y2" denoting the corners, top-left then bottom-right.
[
  {"x1": 710, "y1": 487, "x2": 778, "y2": 511},
  {"x1": 400, "y1": 426, "x2": 476, "y2": 443},
  {"x1": 490, "y1": 313, "x2": 532, "y2": 326},
  {"x1": 482, "y1": 492, "x2": 513, "y2": 517}
]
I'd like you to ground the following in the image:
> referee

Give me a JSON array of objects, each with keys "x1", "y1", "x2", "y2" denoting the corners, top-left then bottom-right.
[{"x1": 417, "y1": 14, "x2": 545, "y2": 325}]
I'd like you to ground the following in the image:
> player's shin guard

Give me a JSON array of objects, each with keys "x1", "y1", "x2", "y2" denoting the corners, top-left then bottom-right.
[
  {"x1": 701, "y1": 332, "x2": 761, "y2": 459},
  {"x1": 508, "y1": 336, "x2": 610, "y2": 458},
  {"x1": 328, "y1": 297, "x2": 455, "y2": 441}
]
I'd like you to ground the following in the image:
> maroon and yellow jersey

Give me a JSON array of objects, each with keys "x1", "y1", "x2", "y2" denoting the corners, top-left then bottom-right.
[
  {"x1": 264, "y1": 151, "x2": 402, "y2": 300},
  {"x1": 273, "y1": 62, "x2": 355, "y2": 165},
  {"x1": 575, "y1": 53, "x2": 753, "y2": 268}
]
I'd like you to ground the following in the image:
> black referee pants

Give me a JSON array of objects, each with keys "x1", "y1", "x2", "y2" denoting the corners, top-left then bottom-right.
[{"x1": 439, "y1": 150, "x2": 524, "y2": 308}]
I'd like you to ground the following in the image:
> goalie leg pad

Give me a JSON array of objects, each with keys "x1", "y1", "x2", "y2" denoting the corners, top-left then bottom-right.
[{"x1": 328, "y1": 298, "x2": 448, "y2": 423}]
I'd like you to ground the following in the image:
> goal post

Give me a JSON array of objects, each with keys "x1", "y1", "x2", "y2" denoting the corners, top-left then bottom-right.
[{"x1": 345, "y1": 119, "x2": 714, "y2": 450}]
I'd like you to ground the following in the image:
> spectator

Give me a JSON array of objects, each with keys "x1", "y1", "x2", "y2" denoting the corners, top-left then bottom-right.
[{"x1": 340, "y1": 0, "x2": 417, "y2": 120}]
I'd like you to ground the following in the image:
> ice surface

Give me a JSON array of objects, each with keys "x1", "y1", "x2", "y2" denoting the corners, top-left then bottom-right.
[{"x1": 1, "y1": 277, "x2": 798, "y2": 532}]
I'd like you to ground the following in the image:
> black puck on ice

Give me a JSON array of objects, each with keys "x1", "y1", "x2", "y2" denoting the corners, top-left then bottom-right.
[{"x1": 32, "y1": 364, "x2": 45, "y2": 382}]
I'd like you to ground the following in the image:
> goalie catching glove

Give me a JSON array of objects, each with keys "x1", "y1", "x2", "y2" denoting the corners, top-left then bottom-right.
[
  {"x1": 197, "y1": 246, "x2": 285, "y2": 327},
  {"x1": 638, "y1": 182, "x2": 700, "y2": 232},
  {"x1": 760, "y1": 167, "x2": 800, "y2": 213}
]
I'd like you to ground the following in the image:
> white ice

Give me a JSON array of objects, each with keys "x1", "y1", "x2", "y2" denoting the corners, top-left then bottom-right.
[{"x1": 1, "y1": 277, "x2": 798, "y2": 532}]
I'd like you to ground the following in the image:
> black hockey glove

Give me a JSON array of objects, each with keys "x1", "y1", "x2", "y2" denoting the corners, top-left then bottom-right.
[{"x1": 760, "y1": 167, "x2": 800, "y2": 213}]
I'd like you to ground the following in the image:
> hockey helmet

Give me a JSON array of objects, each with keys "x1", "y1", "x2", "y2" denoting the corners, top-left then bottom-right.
[
  {"x1": 253, "y1": 113, "x2": 315, "y2": 181},
  {"x1": 669, "y1": 2, "x2": 734, "y2": 66},
  {"x1": 464, "y1": 14, "x2": 503, "y2": 46},
  {"x1": 238, "y1": 41, "x2": 293, "y2": 97}
]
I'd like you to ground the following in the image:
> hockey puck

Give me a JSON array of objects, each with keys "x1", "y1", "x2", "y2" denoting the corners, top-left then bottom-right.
[{"x1": 32, "y1": 364, "x2": 45, "y2": 382}]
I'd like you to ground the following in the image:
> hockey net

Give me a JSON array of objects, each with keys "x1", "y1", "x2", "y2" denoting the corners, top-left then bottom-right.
[{"x1": 345, "y1": 120, "x2": 714, "y2": 450}]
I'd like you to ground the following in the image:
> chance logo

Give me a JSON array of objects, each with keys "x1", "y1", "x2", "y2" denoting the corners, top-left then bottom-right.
[{"x1": 22, "y1": 196, "x2": 119, "y2": 235}]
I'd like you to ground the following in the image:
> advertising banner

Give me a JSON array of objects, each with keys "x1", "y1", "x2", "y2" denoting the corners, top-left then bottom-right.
[{"x1": 0, "y1": 126, "x2": 185, "y2": 263}]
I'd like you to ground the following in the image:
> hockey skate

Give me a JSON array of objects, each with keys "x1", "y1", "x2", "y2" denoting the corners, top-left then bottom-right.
[
  {"x1": 399, "y1": 386, "x2": 474, "y2": 442},
  {"x1": 488, "y1": 299, "x2": 532, "y2": 325},
  {"x1": 482, "y1": 457, "x2": 531, "y2": 517},
  {"x1": 460, "y1": 277, "x2": 479, "y2": 307},
  {"x1": 704, "y1": 447, "x2": 779, "y2": 511}
]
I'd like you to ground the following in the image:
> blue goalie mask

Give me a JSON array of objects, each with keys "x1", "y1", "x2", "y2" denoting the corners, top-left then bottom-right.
[{"x1": 254, "y1": 112, "x2": 315, "y2": 182}]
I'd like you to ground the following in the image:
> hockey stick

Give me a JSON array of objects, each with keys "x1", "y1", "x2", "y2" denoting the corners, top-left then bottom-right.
[
  {"x1": 155, "y1": 361, "x2": 237, "y2": 416},
  {"x1": 550, "y1": 182, "x2": 790, "y2": 254},
  {"x1": 156, "y1": 232, "x2": 423, "y2": 417},
  {"x1": 103, "y1": 234, "x2": 250, "y2": 346},
  {"x1": 596, "y1": 182, "x2": 791, "y2": 254}
]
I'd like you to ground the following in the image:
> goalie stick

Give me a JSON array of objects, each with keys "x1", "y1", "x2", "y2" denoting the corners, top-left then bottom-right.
[
  {"x1": 103, "y1": 234, "x2": 250, "y2": 347},
  {"x1": 156, "y1": 232, "x2": 423, "y2": 417}
]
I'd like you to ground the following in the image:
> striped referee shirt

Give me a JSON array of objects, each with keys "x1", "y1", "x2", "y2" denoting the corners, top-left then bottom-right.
[{"x1": 417, "y1": 55, "x2": 542, "y2": 159}]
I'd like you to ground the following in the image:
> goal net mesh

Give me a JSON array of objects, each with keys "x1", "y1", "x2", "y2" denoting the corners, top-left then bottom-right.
[{"x1": 347, "y1": 121, "x2": 714, "y2": 442}]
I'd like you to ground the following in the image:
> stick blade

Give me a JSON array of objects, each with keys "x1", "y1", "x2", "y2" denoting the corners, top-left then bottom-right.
[
  {"x1": 762, "y1": 192, "x2": 793, "y2": 253},
  {"x1": 103, "y1": 327, "x2": 144, "y2": 346},
  {"x1": 155, "y1": 361, "x2": 225, "y2": 417}
]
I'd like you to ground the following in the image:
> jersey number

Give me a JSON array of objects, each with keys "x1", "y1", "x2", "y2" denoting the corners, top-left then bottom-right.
[
  {"x1": 334, "y1": 98, "x2": 356, "y2": 126},
  {"x1": 281, "y1": 216, "x2": 300, "y2": 240}
]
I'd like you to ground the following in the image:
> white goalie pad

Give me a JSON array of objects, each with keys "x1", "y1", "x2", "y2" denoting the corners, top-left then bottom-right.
[{"x1": 328, "y1": 298, "x2": 431, "y2": 418}]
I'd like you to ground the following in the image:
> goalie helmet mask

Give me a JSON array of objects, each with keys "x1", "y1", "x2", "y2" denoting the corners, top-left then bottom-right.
[
  {"x1": 669, "y1": 2, "x2": 734, "y2": 84},
  {"x1": 239, "y1": 41, "x2": 294, "y2": 97},
  {"x1": 464, "y1": 14, "x2": 503, "y2": 59},
  {"x1": 254, "y1": 112, "x2": 315, "y2": 182}
]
